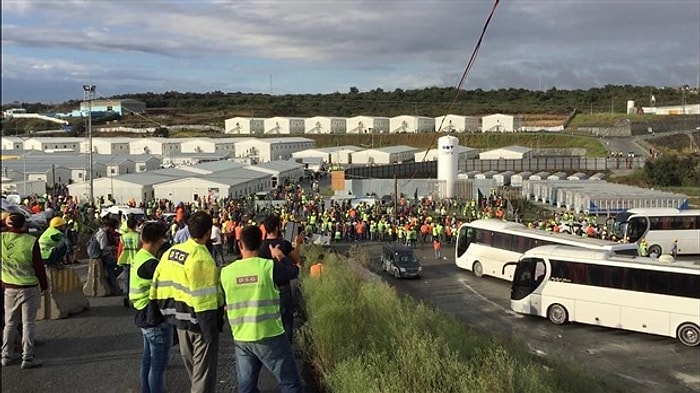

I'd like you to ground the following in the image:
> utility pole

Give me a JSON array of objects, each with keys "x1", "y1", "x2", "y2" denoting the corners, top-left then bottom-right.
[
  {"x1": 83, "y1": 84, "x2": 96, "y2": 205},
  {"x1": 393, "y1": 176, "x2": 398, "y2": 221}
]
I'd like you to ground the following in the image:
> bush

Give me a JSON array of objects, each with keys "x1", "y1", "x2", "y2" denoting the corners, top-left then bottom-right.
[{"x1": 298, "y1": 246, "x2": 618, "y2": 393}]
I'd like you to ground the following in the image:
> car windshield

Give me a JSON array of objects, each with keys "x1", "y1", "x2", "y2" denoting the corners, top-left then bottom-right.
[{"x1": 396, "y1": 253, "x2": 419, "y2": 267}]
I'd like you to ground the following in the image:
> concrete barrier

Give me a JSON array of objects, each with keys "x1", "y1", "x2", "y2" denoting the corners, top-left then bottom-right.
[
  {"x1": 37, "y1": 267, "x2": 90, "y2": 320},
  {"x1": 82, "y1": 259, "x2": 112, "y2": 297}
]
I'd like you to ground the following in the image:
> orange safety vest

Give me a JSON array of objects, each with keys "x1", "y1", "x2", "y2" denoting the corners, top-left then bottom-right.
[{"x1": 310, "y1": 263, "x2": 324, "y2": 278}]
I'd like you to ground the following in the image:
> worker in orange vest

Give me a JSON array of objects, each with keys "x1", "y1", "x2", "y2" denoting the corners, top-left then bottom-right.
[{"x1": 310, "y1": 254, "x2": 325, "y2": 279}]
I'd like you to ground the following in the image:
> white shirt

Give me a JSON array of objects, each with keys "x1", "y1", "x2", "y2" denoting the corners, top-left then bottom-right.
[{"x1": 210, "y1": 225, "x2": 223, "y2": 245}]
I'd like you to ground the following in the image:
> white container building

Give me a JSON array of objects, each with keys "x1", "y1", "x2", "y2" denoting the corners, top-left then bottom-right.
[
  {"x1": 479, "y1": 145, "x2": 533, "y2": 160},
  {"x1": 567, "y1": 172, "x2": 588, "y2": 181},
  {"x1": 511, "y1": 171, "x2": 532, "y2": 187},
  {"x1": 481, "y1": 113, "x2": 523, "y2": 132},
  {"x1": 346, "y1": 116, "x2": 390, "y2": 134},
  {"x1": 304, "y1": 116, "x2": 347, "y2": 134},
  {"x1": 232, "y1": 137, "x2": 315, "y2": 162},
  {"x1": 224, "y1": 117, "x2": 265, "y2": 134},
  {"x1": 129, "y1": 138, "x2": 182, "y2": 156},
  {"x1": 350, "y1": 145, "x2": 420, "y2": 165},
  {"x1": 494, "y1": 171, "x2": 515, "y2": 187},
  {"x1": 434, "y1": 115, "x2": 480, "y2": 133},
  {"x1": 263, "y1": 117, "x2": 305, "y2": 135},
  {"x1": 414, "y1": 145, "x2": 478, "y2": 162},
  {"x1": 389, "y1": 115, "x2": 435, "y2": 133}
]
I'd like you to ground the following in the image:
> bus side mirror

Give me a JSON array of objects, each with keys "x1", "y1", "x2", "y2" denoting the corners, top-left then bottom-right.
[{"x1": 502, "y1": 261, "x2": 518, "y2": 275}]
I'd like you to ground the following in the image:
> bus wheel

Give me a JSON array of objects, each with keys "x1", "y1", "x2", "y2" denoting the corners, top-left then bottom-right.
[
  {"x1": 677, "y1": 323, "x2": 700, "y2": 347},
  {"x1": 648, "y1": 245, "x2": 662, "y2": 257},
  {"x1": 472, "y1": 261, "x2": 484, "y2": 278},
  {"x1": 393, "y1": 269, "x2": 400, "y2": 279},
  {"x1": 547, "y1": 304, "x2": 568, "y2": 325}
]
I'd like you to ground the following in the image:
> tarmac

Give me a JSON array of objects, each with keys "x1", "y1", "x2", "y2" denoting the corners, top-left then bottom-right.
[{"x1": 0, "y1": 261, "x2": 318, "y2": 393}]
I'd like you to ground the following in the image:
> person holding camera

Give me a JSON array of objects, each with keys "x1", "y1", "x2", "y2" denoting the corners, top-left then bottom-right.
[{"x1": 258, "y1": 215, "x2": 304, "y2": 344}]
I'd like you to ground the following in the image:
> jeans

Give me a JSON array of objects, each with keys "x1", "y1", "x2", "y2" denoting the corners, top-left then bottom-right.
[
  {"x1": 279, "y1": 285, "x2": 294, "y2": 344},
  {"x1": 2, "y1": 286, "x2": 40, "y2": 361},
  {"x1": 120, "y1": 265, "x2": 131, "y2": 295},
  {"x1": 140, "y1": 322, "x2": 173, "y2": 393},
  {"x1": 102, "y1": 254, "x2": 123, "y2": 294},
  {"x1": 234, "y1": 334, "x2": 302, "y2": 393},
  {"x1": 212, "y1": 244, "x2": 225, "y2": 266}
]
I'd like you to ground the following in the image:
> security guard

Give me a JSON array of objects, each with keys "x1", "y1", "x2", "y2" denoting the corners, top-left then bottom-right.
[
  {"x1": 118, "y1": 216, "x2": 140, "y2": 307},
  {"x1": 150, "y1": 211, "x2": 224, "y2": 393},
  {"x1": 38, "y1": 217, "x2": 68, "y2": 267},
  {"x1": 1, "y1": 213, "x2": 48, "y2": 369},
  {"x1": 129, "y1": 221, "x2": 172, "y2": 393},
  {"x1": 220, "y1": 225, "x2": 302, "y2": 392}
]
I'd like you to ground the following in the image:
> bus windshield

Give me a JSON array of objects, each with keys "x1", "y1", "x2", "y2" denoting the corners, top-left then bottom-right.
[{"x1": 511, "y1": 257, "x2": 547, "y2": 301}]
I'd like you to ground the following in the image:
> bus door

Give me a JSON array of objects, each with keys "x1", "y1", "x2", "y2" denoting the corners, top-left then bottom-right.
[
  {"x1": 509, "y1": 258, "x2": 547, "y2": 315},
  {"x1": 456, "y1": 226, "x2": 474, "y2": 258}
]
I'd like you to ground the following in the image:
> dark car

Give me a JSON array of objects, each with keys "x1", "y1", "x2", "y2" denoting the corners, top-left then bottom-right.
[{"x1": 381, "y1": 243, "x2": 423, "y2": 279}]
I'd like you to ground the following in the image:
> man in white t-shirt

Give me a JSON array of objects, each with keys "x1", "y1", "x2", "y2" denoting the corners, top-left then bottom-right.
[{"x1": 210, "y1": 219, "x2": 224, "y2": 266}]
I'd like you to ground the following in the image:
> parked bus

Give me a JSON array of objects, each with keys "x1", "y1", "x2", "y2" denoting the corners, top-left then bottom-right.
[
  {"x1": 612, "y1": 208, "x2": 700, "y2": 256},
  {"x1": 506, "y1": 245, "x2": 700, "y2": 346},
  {"x1": 455, "y1": 219, "x2": 640, "y2": 281}
]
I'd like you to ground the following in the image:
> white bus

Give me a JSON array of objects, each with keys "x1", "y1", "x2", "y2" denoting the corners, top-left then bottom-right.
[
  {"x1": 506, "y1": 245, "x2": 700, "y2": 346},
  {"x1": 455, "y1": 219, "x2": 640, "y2": 281},
  {"x1": 613, "y1": 208, "x2": 700, "y2": 256}
]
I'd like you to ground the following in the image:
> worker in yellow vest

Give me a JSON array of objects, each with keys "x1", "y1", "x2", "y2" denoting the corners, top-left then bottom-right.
[
  {"x1": 128, "y1": 221, "x2": 172, "y2": 393},
  {"x1": 1, "y1": 213, "x2": 48, "y2": 369},
  {"x1": 150, "y1": 212, "x2": 224, "y2": 393},
  {"x1": 118, "y1": 216, "x2": 140, "y2": 308},
  {"x1": 220, "y1": 225, "x2": 302, "y2": 393},
  {"x1": 38, "y1": 217, "x2": 69, "y2": 268}
]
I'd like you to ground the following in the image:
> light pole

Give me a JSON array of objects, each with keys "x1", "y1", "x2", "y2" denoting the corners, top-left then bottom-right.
[
  {"x1": 21, "y1": 137, "x2": 27, "y2": 196},
  {"x1": 83, "y1": 84, "x2": 96, "y2": 205},
  {"x1": 682, "y1": 84, "x2": 689, "y2": 114}
]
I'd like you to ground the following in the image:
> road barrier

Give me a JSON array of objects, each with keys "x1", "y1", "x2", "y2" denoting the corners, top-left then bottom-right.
[
  {"x1": 82, "y1": 259, "x2": 112, "y2": 297},
  {"x1": 37, "y1": 267, "x2": 90, "y2": 320}
]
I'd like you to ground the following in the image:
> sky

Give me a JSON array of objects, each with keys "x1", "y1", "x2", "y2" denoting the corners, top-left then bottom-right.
[{"x1": 1, "y1": 0, "x2": 699, "y2": 104}]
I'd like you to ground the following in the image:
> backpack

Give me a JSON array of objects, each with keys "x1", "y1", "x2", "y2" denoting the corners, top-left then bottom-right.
[{"x1": 86, "y1": 234, "x2": 102, "y2": 259}]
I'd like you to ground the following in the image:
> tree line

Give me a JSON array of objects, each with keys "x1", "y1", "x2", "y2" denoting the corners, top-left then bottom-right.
[{"x1": 4, "y1": 85, "x2": 698, "y2": 119}]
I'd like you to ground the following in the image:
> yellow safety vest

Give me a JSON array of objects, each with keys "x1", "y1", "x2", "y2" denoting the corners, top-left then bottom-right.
[
  {"x1": 38, "y1": 227, "x2": 63, "y2": 260},
  {"x1": 150, "y1": 239, "x2": 223, "y2": 330},
  {"x1": 220, "y1": 257, "x2": 284, "y2": 342},
  {"x1": 118, "y1": 230, "x2": 140, "y2": 266},
  {"x1": 1, "y1": 232, "x2": 39, "y2": 286},
  {"x1": 129, "y1": 248, "x2": 157, "y2": 311}
]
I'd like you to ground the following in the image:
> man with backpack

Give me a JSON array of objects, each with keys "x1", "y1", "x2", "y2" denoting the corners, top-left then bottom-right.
[{"x1": 94, "y1": 217, "x2": 123, "y2": 296}]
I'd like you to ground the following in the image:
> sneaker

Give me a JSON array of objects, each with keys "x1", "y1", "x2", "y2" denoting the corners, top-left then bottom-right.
[
  {"x1": 21, "y1": 358, "x2": 43, "y2": 369},
  {"x1": 1, "y1": 354, "x2": 21, "y2": 366}
]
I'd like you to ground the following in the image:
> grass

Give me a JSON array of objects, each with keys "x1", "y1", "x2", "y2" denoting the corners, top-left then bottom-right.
[
  {"x1": 297, "y1": 246, "x2": 620, "y2": 393},
  {"x1": 567, "y1": 113, "x2": 659, "y2": 129}
]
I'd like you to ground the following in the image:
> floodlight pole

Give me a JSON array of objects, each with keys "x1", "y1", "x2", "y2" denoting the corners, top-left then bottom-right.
[{"x1": 83, "y1": 84, "x2": 96, "y2": 205}]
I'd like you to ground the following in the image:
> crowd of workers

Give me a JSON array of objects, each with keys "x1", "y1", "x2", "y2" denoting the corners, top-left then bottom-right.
[{"x1": 3, "y1": 181, "x2": 651, "y2": 391}]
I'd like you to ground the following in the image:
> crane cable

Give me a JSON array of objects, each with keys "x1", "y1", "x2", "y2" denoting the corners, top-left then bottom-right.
[{"x1": 419, "y1": 0, "x2": 500, "y2": 165}]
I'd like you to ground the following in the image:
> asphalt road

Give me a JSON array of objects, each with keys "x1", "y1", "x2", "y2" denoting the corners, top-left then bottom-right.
[{"x1": 332, "y1": 241, "x2": 700, "y2": 393}]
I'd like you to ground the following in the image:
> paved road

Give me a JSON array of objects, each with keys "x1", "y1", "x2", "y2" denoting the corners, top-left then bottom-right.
[
  {"x1": 333, "y1": 241, "x2": 700, "y2": 393},
  {"x1": 1, "y1": 263, "x2": 317, "y2": 393}
]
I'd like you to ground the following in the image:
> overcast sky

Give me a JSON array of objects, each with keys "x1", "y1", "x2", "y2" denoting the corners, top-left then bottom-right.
[{"x1": 2, "y1": 0, "x2": 699, "y2": 104}]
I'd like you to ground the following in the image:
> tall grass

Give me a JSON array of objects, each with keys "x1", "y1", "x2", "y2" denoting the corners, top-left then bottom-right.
[{"x1": 298, "y1": 247, "x2": 619, "y2": 393}]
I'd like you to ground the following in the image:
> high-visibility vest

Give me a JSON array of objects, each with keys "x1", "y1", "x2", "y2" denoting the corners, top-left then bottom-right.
[
  {"x1": 129, "y1": 248, "x2": 157, "y2": 311},
  {"x1": 150, "y1": 239, "x2": 223, "y2": 331},
  {"x1": 118, "y1": 230, "x2": 140, "y2": 266},
  {"x1": 220, "y1": 257, "x2": 284, "y2": 342},
  {"x1": 38, "y1": 227, "x2": 63, "y2": 260},
  {"x1": 1, "y1": 232, "x2": 39, "y2": 286},
  {"x1": 310, "y1": 263, "x2": 324, "y2": 278}
]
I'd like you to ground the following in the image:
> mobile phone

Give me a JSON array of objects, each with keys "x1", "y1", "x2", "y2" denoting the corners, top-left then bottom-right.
[{"x1": 284, "y1": 222, "x2": 299, "y2": 244}]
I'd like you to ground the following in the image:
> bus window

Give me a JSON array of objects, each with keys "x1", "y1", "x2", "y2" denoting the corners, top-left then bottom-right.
[{"x1": 626, "y1": 216, "x2": 647, "y2": 242}]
